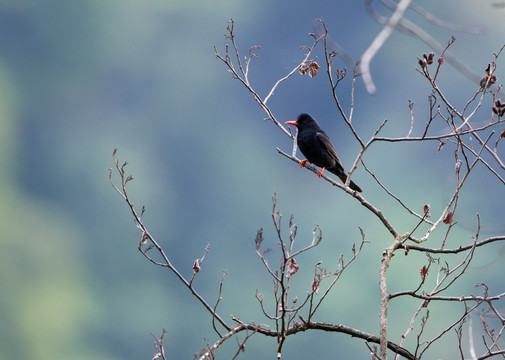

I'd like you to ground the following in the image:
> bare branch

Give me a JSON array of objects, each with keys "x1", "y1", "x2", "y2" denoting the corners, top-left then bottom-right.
[
  {"x1": 109, "y1": 150, "x2": 231, "y2": 332},
  {"x1": 361, "y1": 0, "x2": 412, "y2": 94}
]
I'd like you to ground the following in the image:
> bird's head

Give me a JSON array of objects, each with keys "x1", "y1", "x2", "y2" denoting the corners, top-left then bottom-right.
[{"x1": 285, "y1": 113, "x2": 315, "y2": 128}]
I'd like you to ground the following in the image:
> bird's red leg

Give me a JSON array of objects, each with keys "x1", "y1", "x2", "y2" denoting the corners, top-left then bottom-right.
[
  {"x1": 316, "y1": 167, "x2": 326, "y2": 178},
  {"x1": 299, "y1": 159, "x2": 309, "y2": 168}
]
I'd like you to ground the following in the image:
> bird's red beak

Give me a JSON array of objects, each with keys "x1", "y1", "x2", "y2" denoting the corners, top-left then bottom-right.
[{"x1": 285, "y1": 121, "x2": 298, "y2": 126}]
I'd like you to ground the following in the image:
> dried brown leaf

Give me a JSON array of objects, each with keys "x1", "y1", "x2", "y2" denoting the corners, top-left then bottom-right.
[
  {"x1": 309, "y1": 62, "x2": 319, "y2": 78},
  {"x1": 423, "y1": 204, "x2": 431, "y2": 218},
  {"x1": 140, "y1": 231, "x2": 148, "y2": 246},
  {"x1": 193, "y1": 259, "x2": 200, "y2": 273},
  {"x1": 419, "y1": 265, "x2": 429, "y2": 280},
  {"x1": 286, "y1": 258, "x2": 299, "y2": 278},
  {"x1": 443, "y1": 211, "x2": 454, "y2": 224},
  {"x1": 299, "y1": 63, "x2": 309, "y2": 75}
]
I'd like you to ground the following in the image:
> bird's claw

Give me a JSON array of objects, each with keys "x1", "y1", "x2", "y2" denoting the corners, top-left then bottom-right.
[
  {"x1": 299, "y1": 159, "x2": 309, "y2": 168},
  {"x1": 316, "y1": 167, "x2": 326, "y2": 178}
]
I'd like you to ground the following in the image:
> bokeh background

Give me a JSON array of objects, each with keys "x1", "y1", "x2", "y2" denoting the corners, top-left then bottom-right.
[{"x1": 1, "y1": 1, "x2": 505, "y2": 358}]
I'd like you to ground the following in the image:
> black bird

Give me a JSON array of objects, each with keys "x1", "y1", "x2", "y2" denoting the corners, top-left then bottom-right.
[{"x1": 285, "y1": 113, "x2": 362, "y2": 192}]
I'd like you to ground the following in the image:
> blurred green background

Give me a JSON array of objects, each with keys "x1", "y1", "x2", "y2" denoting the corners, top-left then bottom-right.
[{"x1": 1, "y1": 0, "x2": 505, "y2": 358}]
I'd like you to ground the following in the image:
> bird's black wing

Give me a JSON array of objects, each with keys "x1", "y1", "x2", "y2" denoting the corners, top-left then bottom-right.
[{"x1": 315, "y1": 131, "x2": 342, "y2": 165}]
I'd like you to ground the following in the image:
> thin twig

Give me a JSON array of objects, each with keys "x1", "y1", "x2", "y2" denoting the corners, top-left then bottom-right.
[{"x1": 109, "y1": 150, "x2": 231, "y2": 332}]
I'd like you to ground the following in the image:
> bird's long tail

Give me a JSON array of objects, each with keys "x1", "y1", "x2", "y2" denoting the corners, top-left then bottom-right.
[{"x1": 336, "y1": 173, "x2": 362, "y2": 193}]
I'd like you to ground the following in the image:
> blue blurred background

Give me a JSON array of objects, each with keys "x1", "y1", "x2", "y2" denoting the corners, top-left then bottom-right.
[{"x1": 1, "y1": 1, "x2": 505, "y2": 358}]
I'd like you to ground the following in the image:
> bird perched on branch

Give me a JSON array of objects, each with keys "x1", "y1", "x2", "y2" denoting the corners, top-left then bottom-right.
[{"x1": 285, "y1": 113, "x2": 362, "y2": 192}]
